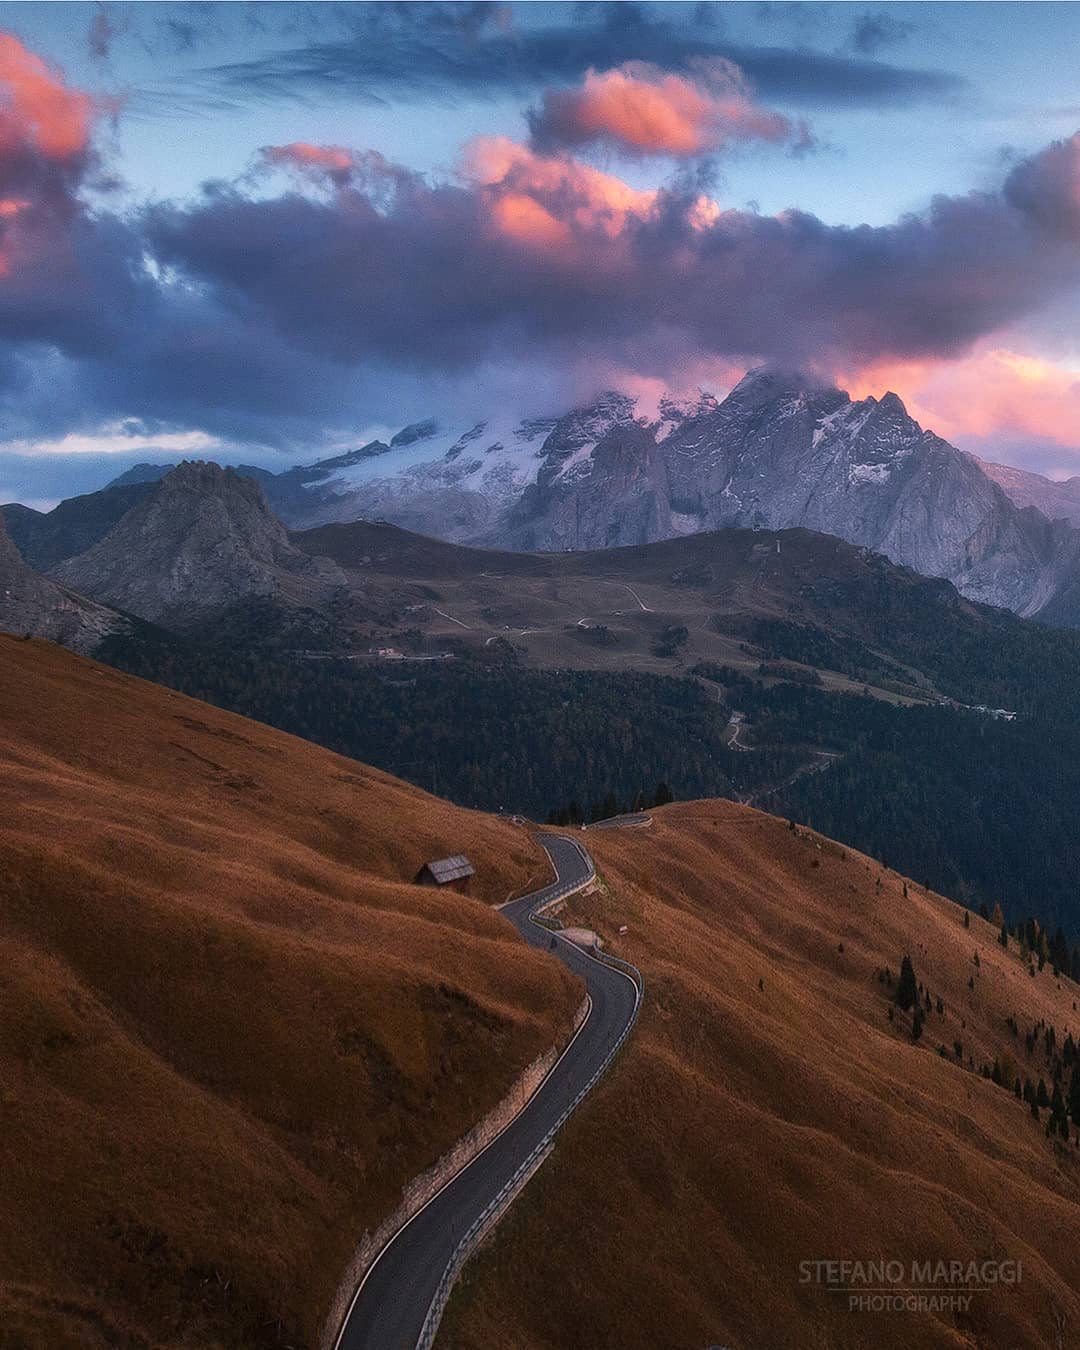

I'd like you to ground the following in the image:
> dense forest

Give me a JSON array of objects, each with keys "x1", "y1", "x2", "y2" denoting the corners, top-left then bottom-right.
[
  {"x1": 100, "y1": 631, "x2": 1080, "y2": 937},
  {"x1": 718, "y1": 609, "x2": 1080, "y2": 720},
  {"x1": 99, "y1": 634, "x2": 804, "y2": 814},
  {"x1": 706, "y1": 668, "x2": 1080, "y2": 933}
]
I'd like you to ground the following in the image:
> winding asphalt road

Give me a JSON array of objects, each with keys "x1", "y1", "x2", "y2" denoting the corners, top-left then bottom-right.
[{"x1": 334, "y1": 833, "x2": 642, "y2": 1350}]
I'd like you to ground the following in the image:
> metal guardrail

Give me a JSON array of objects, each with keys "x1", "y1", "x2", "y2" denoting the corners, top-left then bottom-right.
[{"x1": 415, "y1": 838, "x2": 644, "y2": 1350}]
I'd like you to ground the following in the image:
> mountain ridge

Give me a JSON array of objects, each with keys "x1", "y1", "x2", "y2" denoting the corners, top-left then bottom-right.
[{"x1": 53, "y1": 369, "x2": 1080, "y2": 626}]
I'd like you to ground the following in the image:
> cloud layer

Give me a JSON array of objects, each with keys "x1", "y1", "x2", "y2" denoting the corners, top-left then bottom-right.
[
  {"x1": 191, "y1": 3, "x2": 964, "y2": 112},
  {"x1": 3, "y1": 27, "x2": 1080, "y2": 471}
]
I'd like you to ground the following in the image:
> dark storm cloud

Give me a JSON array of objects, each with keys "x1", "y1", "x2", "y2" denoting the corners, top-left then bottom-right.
[
  {"x1": 1003, "y1": 132, "x2": 1080, "y2": 241},
  {"x1": 193, "y1": 3, "x2": 963, "y2": 110},
  {"x1": 3, "y1": 21, "x2": 1079, "y2": 462},
  {"x1": 136, "y1": 136, "x2": 1080, "y2": 388}
]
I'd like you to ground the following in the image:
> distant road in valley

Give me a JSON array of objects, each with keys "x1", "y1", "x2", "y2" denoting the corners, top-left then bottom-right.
[{"x1": 334, "y1": 832, "x2": 642, "y2": 1350}]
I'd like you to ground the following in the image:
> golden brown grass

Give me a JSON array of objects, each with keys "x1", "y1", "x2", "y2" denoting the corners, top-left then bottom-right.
[
  {"x1": 0, "y1": 636, "x2": 580, "y2": 1349},
  {"x1": 440, "y1": 802, "x2": 1080, "y2": 1350}
]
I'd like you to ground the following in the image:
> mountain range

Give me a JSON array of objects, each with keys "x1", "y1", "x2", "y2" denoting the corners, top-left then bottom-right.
[{"x1": 47, "y1": 368, "x2": 1080, "y2": 627}]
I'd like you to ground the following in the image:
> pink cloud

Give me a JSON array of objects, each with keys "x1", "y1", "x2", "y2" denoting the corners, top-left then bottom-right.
[
  {"x1": 0, "y1": 33, "x2": 102, "y2": 278},
  {"x1": 460, "y1": 135, "x2": 730, "y2": 251},
  {"x1": 260, "y1": 141, "x2": 355, "y2": 183},
  {"x1": 0, "y1": 32, "x2": 93, "y2": 163},
  {"x1": 528, "y1": 59, "x2": 811, "y2": 159},
  {"x1": 461, "y1": 135, "x2": 659, "y2": 244},
  {"x1": 843, "y1": 347, "x2": 1080, "y2": 455}
]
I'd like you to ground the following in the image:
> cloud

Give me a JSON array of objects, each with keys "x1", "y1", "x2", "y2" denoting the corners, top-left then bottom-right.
[
  {"x1": 89, "y1": 3, "x2": 127, "y2": 61},
  {"x1": 192, "y1": 5, "x2": 963, "y2": 112},
  {"x1": 850, "y1": 11, "x2": 914, "y2": 55},
  {"x1": 527, "y1": 59, "x2": 812, "y2": 159},
  {"x1": 137, "y1": 129, "x2": 1080, "y2": 394},
  {"x1": 1003, "y1": 133, "x2": 1080, "y2": 241},
  {"x1": 0, "y1": 33, "x2": 94, "y2": 166},
  {"x1": 462, "y1": 136, "x2": 659, "y2": 237},
  {"x1": 2, "y1": 27, "x2": 1080, "y2": 490},
  {"x1": 844, "y1": 347, "x2": 1080, "y2": 458},
  {"x1": 255, "y1": 142, "x2": 424, "y2": 203},
  {"x1": 260, "y1": 141, "x2": 356, "y2": 186},
  {"x1": 0, "y1": 33, "x2": 107, "y2": 281}
]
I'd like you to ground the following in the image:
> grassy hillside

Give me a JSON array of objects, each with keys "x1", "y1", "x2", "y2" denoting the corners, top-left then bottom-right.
[
  {"x1": 0, "y1": 636, "x2": 581, "y2": 1349},
  {"x1": 285, "y1": 522, "x2": 1080, "y2": 713},
  {"x1": 441, "y1": 804, "x2": 1080, "y2": 1350},
  {"x1": 97, "y1": 639, "x2": 1080, "y2": 936}
]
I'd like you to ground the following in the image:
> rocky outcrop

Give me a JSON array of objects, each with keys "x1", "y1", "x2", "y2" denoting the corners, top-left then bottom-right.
[
  {"x1": 0, "y1": 514, "x2": 129, "y2": 653},
  {"x1": 52, "y1": 461, "x2": 343, "y2": 631}
]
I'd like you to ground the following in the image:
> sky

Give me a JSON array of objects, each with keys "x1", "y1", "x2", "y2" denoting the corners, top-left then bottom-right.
[{"x1": 5, "y1": 1, "x2": 1080, "y2": 505}]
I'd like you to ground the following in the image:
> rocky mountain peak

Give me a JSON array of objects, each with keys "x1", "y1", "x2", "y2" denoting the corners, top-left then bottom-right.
[
  {"x1": 727, "y1": 365, "x2": 849, "y2": 410},
  {"x1": 557, "y1": 390, "x2": 638, "y2": 441},
  {"x1": 390, "y1": 418, "x2": 439, "y2": 448},
  {"x1": 50, "y1": 459, "x2": 339, "y2": 629},
  {"x1": 658, "y1": 389, "x2": 721, "y2": 427},
  {"x1": 150, "y1": 460, "x2": 293, "y2": 562},
  {"x1": 876, "y1": 390, "x2": 908, "y2": 416},
  {"x1": 534, "y1": 390, "x2": 640, "y2": 486}
]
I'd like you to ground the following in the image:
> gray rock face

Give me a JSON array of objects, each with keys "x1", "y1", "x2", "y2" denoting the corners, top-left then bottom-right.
[
  {"x1": 979, "y1": 459, "x2": 1080, "y2": 527},
  {"x1": 0, "y1": 514, "x2": 129, "y2": 653},
  {"x1": 490, "y1": 369, "x2": 1080, "y2": 620},
  {"x1": 52, "y1": 461, "x2": 343, "y2": 630}
]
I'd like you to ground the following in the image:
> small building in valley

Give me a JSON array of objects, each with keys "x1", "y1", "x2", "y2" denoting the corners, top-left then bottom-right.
[{"x1": 415, "y1": 854, "x2": 475, "y2": 892}]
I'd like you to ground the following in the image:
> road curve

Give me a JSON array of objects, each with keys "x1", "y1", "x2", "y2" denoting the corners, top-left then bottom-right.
[{"x1": 333, "y1": 833, "x2": 642, "y2": 1350}]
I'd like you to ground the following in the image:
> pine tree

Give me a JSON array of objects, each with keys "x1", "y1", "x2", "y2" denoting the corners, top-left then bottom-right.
[
  {"x1": 896, "y1": 955, "x2": 918, "y2": 1012},
  {"x1": 1069, "y1": 1066, "x2": 1080, "y2": 1126},
  {"x1": 999, "y1": 921, "x2": 1009, "y2": 949}
]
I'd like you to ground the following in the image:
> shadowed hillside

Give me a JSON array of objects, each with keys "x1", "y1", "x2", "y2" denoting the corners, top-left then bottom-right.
[{"x1": 0, "y1": 636, "x2": 580, "y2": 1349}]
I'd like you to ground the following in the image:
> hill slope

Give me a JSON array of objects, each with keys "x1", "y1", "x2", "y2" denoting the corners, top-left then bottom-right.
[
  {"x1": 1, "y1": 481, "x2": 157, "y2": 571},
  {"x1": 442, "y1": 804, "x2": 1080, "y2": 1350},
  {"x1": 0, "y1": 514, "x2": 130, "y2": 654},
  {"x1": 0, "y1": 636, "x2": 580, "y2": 1349},
  {"x1": 287, "y1": 520, "x2": 1080, "y2": 714}
]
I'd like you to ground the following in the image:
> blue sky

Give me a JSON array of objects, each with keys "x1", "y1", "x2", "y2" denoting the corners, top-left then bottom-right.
[
  {"x1": 4, "y1": 1, "x2": 1080, "y2": 505},
  {"x1": 4, "y1": 1, "x2": 1074, "y2": 223}
]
